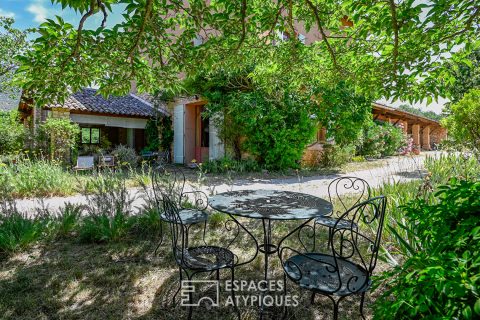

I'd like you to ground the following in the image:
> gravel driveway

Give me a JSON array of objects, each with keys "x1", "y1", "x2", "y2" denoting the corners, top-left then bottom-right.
[{"x1": 16, "y1": 152, "x2": 439, "y2": 216}]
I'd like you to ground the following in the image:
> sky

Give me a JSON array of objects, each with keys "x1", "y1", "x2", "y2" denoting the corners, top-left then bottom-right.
[{"x1": 0, "y1": 0, "x2": 447, "y2": 114}]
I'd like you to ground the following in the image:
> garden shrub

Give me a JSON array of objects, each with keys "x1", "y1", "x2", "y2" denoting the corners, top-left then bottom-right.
[
  {"x1": 200, "y1": 157, "x2": 261, "y2": 173},
  {"x1": 318, "y1": 143, "x2": 355, "y2": 167},
  {"x1": 0, "y1": 158, "x2": 77, "y2": 197},
  {"x1": 112, "y1": 144, "x2": 138, "y2": 167},
  {"x1": 49, "y1": 203, "x2": 83, "y2": 239},
  {"x1": 38, "y1": 118, "x2": 80, "y2": 163},
  {"x1": 79, "y1": 212, "x2": 132, "y2": 243},
  {"x1": 374, "y1": 179, "x2": 480, "y2": 319},
  {"x1": 0, "y1": 212, "x2": 45, "y2": 256},
  {"x1": 357, "y1": 121, "x2": 406, "y2": 158},
  {"x1": 79, "y1": 173, "x2": 134, "y2": 243},
  {"x1": 0, "y1": 110, "x2": 25, "y2": 155},
  {"x1": 442, "y1": 88, "x2": 480, "y2": 151},
  {"x1": 424, "y1": 153, "x2": 480, "y2": 185},
  {"x1": 212, "y1": 90, "x2": 317, "y2": 170}
]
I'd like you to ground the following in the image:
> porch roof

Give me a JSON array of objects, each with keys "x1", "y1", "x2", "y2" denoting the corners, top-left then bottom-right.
[
  {"x1": 372, "y1": 102, "x2": 441, "y2": 127},
  {"x1": 46, "y1": 88, "x2": 168, "y2": 118}
]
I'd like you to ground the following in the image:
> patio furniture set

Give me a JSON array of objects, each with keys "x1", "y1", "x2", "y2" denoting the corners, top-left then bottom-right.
[{"x1": 152, "y1": 167, "x2": 387, "y2": 320}]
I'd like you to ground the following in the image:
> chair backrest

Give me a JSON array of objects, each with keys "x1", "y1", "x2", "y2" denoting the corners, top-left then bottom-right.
[
  {"x1": 329, "y1": 195, "x2": 387, "y2": 291},
  {"x1": 157, "y1": 150, "x2": 170, "y2": 165},
  {"x1": 328, "y1": 177, "x2": 371, "y2": 217},
  {"x1": 76, "y1": 156, "x2": 94, "y2": 169},
  {"x1": 100, "y1": 155, "x2": 115, "y2": 166},
  {"x1": 151, "y1": 167, "x2": 188, "y2": 264}
]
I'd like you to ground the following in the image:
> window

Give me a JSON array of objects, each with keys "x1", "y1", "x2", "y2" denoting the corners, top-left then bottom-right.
[{"x1": 81, "y1": 127, "x2": 100, "y2": 144}]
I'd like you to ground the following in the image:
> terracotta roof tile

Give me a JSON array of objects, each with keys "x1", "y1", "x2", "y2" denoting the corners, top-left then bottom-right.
[{"x1": 47, "y1": 88, "x2": 168, "y2": 117}]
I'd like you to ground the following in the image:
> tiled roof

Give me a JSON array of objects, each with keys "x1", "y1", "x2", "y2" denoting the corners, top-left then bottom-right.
[
  {"x1": 46, "y1": 88, "x2": 168, "y2": 117},
  {"x1": 372, "y1": 102, "x2": 440, "y2": 125}
]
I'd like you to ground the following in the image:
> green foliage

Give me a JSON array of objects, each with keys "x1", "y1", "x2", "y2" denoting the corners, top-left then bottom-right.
[
  {"x1": 79, "y1": 212, "x2": 132, "y2": 243},
  {"x1": 200, "y1": 157, "x2": 261, "y2": 174},
  {"x1": 374, "y1": 179, "x2": 480, "y2": 320},
  {"x1": 445, "y1": 47, "x2": 480, "y2": 104},
  {"x1": 442, "y1": 89, "x2": 480, "y2": 151},
  {"x1": 158, "y1": 116, "x2": 173, "y2": 152},
  {"x1": 313, "y1": 82, "x2": 373, "y2": 146},
  {"x1": 79, "y1": 173, "x2": 134, "y2": 243},
  {"x1": 38, "y1": 118, "x2": 80, "y2": 162},
  {"x1": 357, "y1": 121, "x2": 406, "y2": 158},
  {"x1": 129, "y1": 206, "x2": 163, "y2": 238},
  {"x1": 15, "y1": 0, "x2": 479, "y2": 107},
  {"x1": 227, "y1": 91, "x2": 317, "y2": 170},
  {"x1": 144, "y1": 119, "x2": 160, "y2": 152},
  {"x1": 112, "y1": 144, "x2": 138, "y2": 167},
  {"x1": 0, "y1": 158, "x2": 77, "y2": 198},
  {"x1": 49, "y1": 203, "x2": 83, "y2": 239},
  {"x1": 190, "y1": 69, "x2": 319, "y2": 170},
  {"x1": 318, "y1": 144, "x2": 355, "y2": 168},
  {"x1": 0, "y1": 111, "x2": 26, "y2": 155},
  {"x1": 425, "y1": 153, "x2": 480, "y2": 184},
  {"x1": 0, "y1": 212, "x2": 45, "y2": 256},
  {"x1": 0, "y1": 17, "x2": 29, "y2": 96}
]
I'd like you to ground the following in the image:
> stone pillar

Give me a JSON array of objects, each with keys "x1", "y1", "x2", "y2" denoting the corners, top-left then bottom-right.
[
  {"x1": 412, "y1": 124, "x2": 421, "y2": 147},
  {"x1": 422, "y1": 125, "x2": 431, "y2": 150}
]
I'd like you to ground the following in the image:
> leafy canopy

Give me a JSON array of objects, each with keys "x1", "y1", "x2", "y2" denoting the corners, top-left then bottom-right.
[
  {"x1": 12, "y1": 0, "x2": 479, "y2": 105},
  {"x1": 441, "y1": 88, "x2": 480, "y2": 151},
  {"x1": 0, "y1": 17, "x2": 29, "y2": 97}
]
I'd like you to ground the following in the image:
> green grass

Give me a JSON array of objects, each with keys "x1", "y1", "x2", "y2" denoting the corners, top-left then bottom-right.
[
  {"x1": 0, "y1": 218, "x2": 379, "y2": 320},
  {"x1": 0, "y1": 159, "x2": 152, "y2": 198}
]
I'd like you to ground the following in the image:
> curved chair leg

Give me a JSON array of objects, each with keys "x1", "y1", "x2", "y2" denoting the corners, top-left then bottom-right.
[
  {"x1": 230, "y1": 267, "x2": 241, "y2": 319},
  {"x1": 154, "y1": 222, "x2": 164, "y2": 256},
  {"x1": 202, "y1": 221, "x2": 208, "y2": 246},
  {"x1": 172, "y1": 267, "x2": 183, "y2": 306},
  {"x1": 282, "y1": 273, "x2": 288, "y2": 320},
  {"x1": 310, "y1": 292, "x2": 316, "y2": 305},
  {"x1": 359, "y1": 292, "x2": 367, "y2": 319},
  {"x1": 325, "y1": 295, "x2": 342, "y2": 320},
  {"x1": 312, "y1": 222, "x2": 317, "y2": 251},
  {"x1": 187, "y1": 272, "x2": 194, "y2": 320}
]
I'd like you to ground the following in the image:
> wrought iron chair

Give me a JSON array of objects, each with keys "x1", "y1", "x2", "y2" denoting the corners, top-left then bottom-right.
[
  {"x1": 151, "y1": 165, "x2": 209, "y2": 254},
  {"x1": 279, "y1": 196, "x2": 387, "y2": 319},
  {"x1": 313, "y1": 177, "x2": 371, "y2": 249},
  {"x1": 159, "y1": 173, "x2": 240, "y2": 319}
]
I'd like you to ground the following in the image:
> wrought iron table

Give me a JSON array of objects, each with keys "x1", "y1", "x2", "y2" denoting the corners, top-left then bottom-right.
[{"x1": 209, "y1": 189, "x2": 333, "y2": 280}]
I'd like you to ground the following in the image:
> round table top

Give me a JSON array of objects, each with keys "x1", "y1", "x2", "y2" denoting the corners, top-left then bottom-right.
[{"x1": 209, "y1": 189, "x2": 333, "y2": 220}]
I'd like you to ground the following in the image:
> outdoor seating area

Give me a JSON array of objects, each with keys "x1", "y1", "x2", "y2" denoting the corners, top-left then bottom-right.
[
  {"x1": 152, "y1": 166, "x2": 387, "y2": 319},
  {"x1": 1, "y1": 1, "x2": 479, "y2": 319}
]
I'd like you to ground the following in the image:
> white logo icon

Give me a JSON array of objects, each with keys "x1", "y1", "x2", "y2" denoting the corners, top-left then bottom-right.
[{"x1": 180, "y1": 280, "x2": 220, "y2": 307}]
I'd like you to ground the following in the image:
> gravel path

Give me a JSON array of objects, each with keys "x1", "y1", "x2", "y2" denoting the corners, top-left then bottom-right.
[{"x1": 16, "y1": 152, "x2": 440, "y2": 216}]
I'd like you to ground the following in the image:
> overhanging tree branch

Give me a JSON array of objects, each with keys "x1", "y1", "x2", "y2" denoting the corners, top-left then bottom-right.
[
  {"x1": 305, "y1": 0, "x2": 338, "y2": 68},
  {"x1": 127, "y1": 0, "x2": 154, "y2": 60},
  {"x1": 60, "y1": 0, "x2": 101, "y2": 70},
  {"x1": 236, "y1": 0, "x2": 247, "y2": 49},
  {"x1": 388, "y1": 0, "x2": 399, "y2": 80}
]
